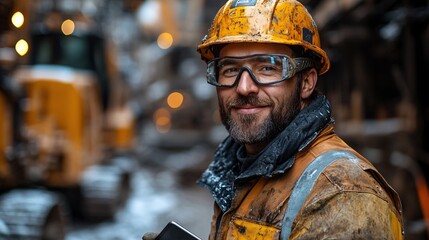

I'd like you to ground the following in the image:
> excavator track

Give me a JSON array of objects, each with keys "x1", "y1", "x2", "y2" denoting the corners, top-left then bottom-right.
[
  {"x1": 0, "y1": 189, "x2": 66, "y2": 240},
  {"x1": 80, "y1": 164, "x2": 130, "y2": 220}
]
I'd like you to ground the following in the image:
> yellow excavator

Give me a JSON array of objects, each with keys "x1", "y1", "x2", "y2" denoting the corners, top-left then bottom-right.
[{"x1": 0, "y1": 9, "x2": 136, "y2": 239}]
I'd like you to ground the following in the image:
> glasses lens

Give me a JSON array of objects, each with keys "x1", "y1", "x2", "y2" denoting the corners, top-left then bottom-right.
[
  {"x1": 207, "y1": 60, "x2": 218, "y2": 85},
  {"x1": 220, "y1": 55, "x2": 286, "y2": 85}
]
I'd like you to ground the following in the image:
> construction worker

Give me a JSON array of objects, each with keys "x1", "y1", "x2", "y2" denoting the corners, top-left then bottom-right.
[
  {"x1": 195, "y1": 0, "x2": 403, "y2": 239},
  {"x1": 142, "y1": 0, "x2": 403, "y2": 239}
]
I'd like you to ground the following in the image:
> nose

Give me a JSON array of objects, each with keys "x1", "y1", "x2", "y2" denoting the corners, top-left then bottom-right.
[{"x1": 235, "y1": 68, "x2": 259, "y2": 96}]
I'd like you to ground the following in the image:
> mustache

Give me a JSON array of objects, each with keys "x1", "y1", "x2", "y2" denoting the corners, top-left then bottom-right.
[{"x1": 227, "y1": 95, "x2": 273, "y2": 109}]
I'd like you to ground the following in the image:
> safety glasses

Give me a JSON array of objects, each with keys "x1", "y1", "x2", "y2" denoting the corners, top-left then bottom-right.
[{"x1": 206, "y1": 54, "x2": 313, "y2": 87}]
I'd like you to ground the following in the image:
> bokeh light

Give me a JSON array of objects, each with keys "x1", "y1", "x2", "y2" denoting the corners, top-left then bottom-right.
[
  {"x1": 61, "y1": 19, "x2": 75, "y2": 35},
  {"x1": 157, "y1": 32, "x2": 173, "y2": 49},
  {"x1": 15, "y1": 39, "x2": 29, "y2": 56},
  {"x1": 167, "y1": 92, "x2": 184, "y2": 109},
  {"x1": 11, "y1": 11, "x2": 24, "y2": 28},
  {"x1": 153, "y1": 108, "x2": 171, "y2": 133}
]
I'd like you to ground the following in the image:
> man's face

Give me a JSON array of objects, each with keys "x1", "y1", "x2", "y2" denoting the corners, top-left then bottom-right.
[{"x1": 217, "y1": 43, "x2": 302, "y2": 147}]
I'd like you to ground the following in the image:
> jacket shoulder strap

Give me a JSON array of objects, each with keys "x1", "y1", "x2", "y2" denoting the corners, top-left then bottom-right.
[{"x1": 280, "y1": 150, "x2": 358, "y2": 240}]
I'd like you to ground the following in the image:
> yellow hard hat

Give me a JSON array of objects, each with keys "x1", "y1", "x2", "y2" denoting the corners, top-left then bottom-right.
[{"x1": 197, "y1": 0, "x2": 330, "y2": 74}]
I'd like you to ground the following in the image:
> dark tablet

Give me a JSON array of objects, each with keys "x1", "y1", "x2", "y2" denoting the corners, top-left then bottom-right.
[{"x1": 155, "y1": 221, "x2": 201, "y2": 240}]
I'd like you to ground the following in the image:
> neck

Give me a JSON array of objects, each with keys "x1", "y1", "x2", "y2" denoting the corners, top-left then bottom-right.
[{"x1": 245, "y1": 141, "x2": 269, "y2": 156}]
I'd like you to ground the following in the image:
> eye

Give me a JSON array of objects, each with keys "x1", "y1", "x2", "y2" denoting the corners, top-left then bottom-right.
[
  {"x1": 256, "y1": 64, "x2": 281, "y2": 76},
  {"x1": 261, "y1": 65, "x2": 276, "y2": 72},
  {"x1": 220, "y1": 66, "x2": 239, "y2": 77}
]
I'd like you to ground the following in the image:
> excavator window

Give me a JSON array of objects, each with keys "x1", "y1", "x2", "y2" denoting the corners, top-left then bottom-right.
[{"x1": 29, "y1": 32, "x2": 110, "y2": 110}]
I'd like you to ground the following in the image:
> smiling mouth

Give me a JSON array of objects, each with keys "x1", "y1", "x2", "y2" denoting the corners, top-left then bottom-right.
[
  {"x1": 233, "y1": 104, "x2": 268, "y2": 115},
  {"x1": 228, "y1": 95, "x2": 272, "y2": 115}
]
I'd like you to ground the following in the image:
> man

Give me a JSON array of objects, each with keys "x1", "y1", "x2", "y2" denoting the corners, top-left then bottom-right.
[{"x1": 195, "y1": 0, "x2": 403, "y2": 239}]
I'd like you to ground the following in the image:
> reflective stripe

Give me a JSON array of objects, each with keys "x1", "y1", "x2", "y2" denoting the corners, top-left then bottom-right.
[{"x1": 281, "y1": 150, "x2": 358, "y2": 240}]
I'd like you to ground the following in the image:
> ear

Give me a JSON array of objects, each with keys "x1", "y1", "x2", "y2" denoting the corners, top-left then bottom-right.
[{"x1": 300, "y1": 68, "x2": 318, "y2": 99}]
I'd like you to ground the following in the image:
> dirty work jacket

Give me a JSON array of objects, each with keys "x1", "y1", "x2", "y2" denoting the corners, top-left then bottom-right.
[
  {"x1": 206, "y1": 124, "x2": 403, "y2": 239},
  {"x1": 198, "y1": 95, "x2": 403, "y2": 239}
]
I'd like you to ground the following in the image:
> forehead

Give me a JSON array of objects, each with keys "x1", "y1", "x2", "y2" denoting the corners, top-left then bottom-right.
[{"x1": 219, "y1": 43, "x2": 293, "y2": 57}]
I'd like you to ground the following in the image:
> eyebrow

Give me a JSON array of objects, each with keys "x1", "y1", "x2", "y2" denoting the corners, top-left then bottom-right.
[
  {"x1": 218, "y1": 58, "x2": 239, "y2": 67},
  {"x1": 254, "y1": 55, "x2": 281, "y2": 64},
  {"x1": 217, "y1": 55, "x2": 283, "y2": 68}
]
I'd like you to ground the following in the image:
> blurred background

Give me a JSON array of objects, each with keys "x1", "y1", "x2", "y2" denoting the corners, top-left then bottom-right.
[{"x1": 0, "y1": 0, "x2": 427, "y2": 239}]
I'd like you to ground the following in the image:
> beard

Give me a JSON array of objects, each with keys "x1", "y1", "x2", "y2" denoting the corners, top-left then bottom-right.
[{"x1": 218, "y1": 85, "x2": 302, "y2": 145}]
